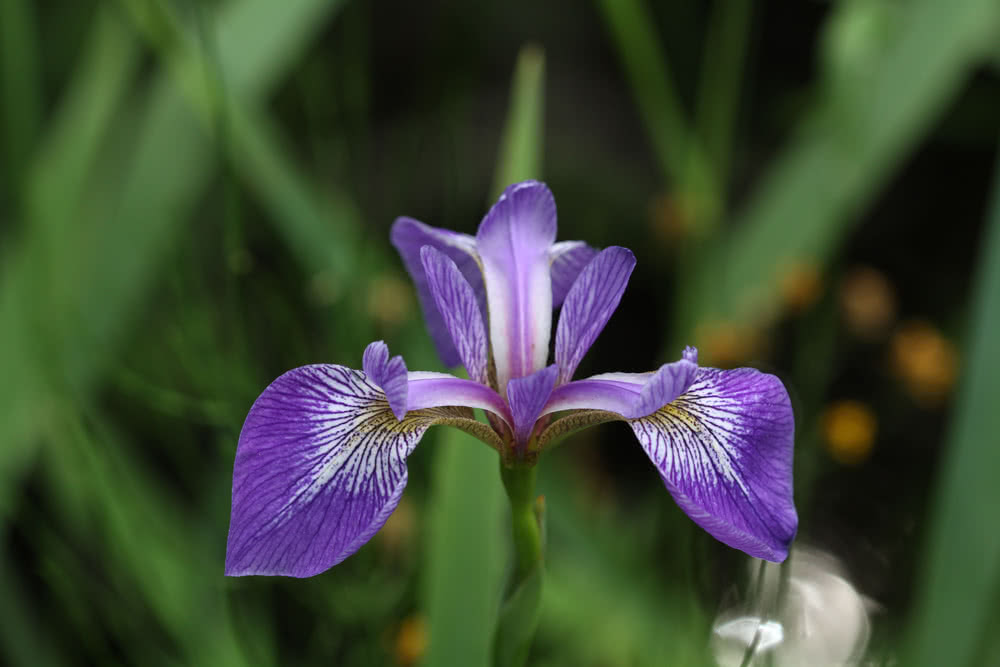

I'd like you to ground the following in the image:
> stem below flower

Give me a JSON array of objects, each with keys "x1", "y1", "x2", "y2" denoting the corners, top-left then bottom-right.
[
  {"x1": 494, "y1": 462, "x2": 544, "y2": 667},
  {"x1": 500, "y1": 463, "x2": 542, "y2": 577}
]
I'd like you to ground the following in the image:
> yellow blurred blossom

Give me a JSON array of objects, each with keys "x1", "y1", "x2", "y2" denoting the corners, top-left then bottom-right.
[
  {"x1": 890, "y1": 320, "x2": 958, "y2": 406},
  {"x1": 695, "y1": 321, "x2": 764, "y2": 367},
  {"x1": 822, "y1": 400, "x2": 877, "y2": 465},
  {"x1": 367, "y1": 274, "x2": 414, "y2": 328},
  {"x1": 649, "y1": 192, "x2": 697, "y2": 243},
  {"x1": 840, "y1": 266, "x2": 897, "y2": 340},
  {"x1": 780, "y1": 261, "x2": 824, "y2": 313},
  {"x1": 394, "y1": 614, "x2": 428, "y2": 666}
]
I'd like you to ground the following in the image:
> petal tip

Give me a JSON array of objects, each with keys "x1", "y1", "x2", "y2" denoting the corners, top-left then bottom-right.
[{"x1": 362, "y1": 341, "x2": 409, "y2": 419}]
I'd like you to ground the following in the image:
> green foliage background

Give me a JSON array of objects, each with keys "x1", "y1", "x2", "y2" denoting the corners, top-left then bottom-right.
[{"x1": 1, "y1": 0, "x2": 999, "y2": 665}]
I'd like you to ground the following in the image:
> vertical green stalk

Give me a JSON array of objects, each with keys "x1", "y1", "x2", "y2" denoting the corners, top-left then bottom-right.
[
  {"x1": 493, "y1": 464, "x2": 544, "y2": 667},
  {"x1": 501, "y1": 464, "x2": 543, "y2": 578}
]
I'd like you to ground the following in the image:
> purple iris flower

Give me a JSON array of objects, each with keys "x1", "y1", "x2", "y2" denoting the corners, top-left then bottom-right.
[{"x1": 225, "y1": 181, "x2": 797, "y2": 578}]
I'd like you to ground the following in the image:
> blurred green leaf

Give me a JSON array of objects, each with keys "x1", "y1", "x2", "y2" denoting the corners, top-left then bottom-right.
[
  {"x1": 0, "y1": 7, "x2": 140, "y2": 514},
  {"x1": 903, "y1": 144, "x2": 1000, "y2": 666},
  {"x1": 538, "y1": 458, "x2": 711, "y2": 666},
  {"x1": 421, "y1": 428, "x2": 506, "y2": 667},
  {"x1": 50, "y1": 411, "x2": 254, "y2": 665},
  {"x1": 492, "y1": 563, "x2": 543, "y2": 667},
  {"x1": 0, "y1": 0, "x2": 348, "y2": 506},
  {"x1": 679, "y1": 0, "x2": 1000, "y2": 346},
  {"x1": 116, "y1": 0, "x2": 363, "y2": 276},
  {"x1": 693, "y1": 0, "x2": 751, "y2": 198},
  {"x1": 0, "y1": 551, "x2": 60, "y2": 667},
  {"x1": 0, "y1": 0, "x2": 42, "y2": 188},
  {"x1": 492, "y1": 45, "x2": 545, "y2": 200},
  {"x1": 595, "y1": 0, "x2": 718, "y2": 229}
]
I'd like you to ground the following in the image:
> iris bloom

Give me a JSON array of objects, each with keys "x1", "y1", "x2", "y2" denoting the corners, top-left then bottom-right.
[{"x1": 225, "y1": 181, "x2": 796, "y2": 577}]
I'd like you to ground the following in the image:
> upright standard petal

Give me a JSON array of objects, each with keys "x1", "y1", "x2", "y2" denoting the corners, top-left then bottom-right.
[
  {"x1": 226, "y1": 365, "x2": 465, "y2": 577},
  {"x1": 420, "y1": 246, "x2": 490, "y2": 385},
  {"x1": 630, "y1": 367, "x2": 797, "y2": 561},
  {"x1": 549, "y1": 240, "x2": 598, "y2": 307},
  {"x1": 554, "y1": 246, "x2": 636, "y2": 384},
  {"x1": 391, "y1": 217, "x2": 483, "y2": 368},
  {"x1": 476, "y1": 181, "x2": 557, "y2": 392},
  {"x1": 506, "y1": 364, "x2": 559, "y2": 445},
  {"x1": 362, "y1": 341, "x2": 408, "y2": 420}
]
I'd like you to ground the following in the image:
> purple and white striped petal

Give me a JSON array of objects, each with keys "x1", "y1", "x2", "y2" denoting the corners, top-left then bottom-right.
[
  {"x1": 631, "y1": 367, "x2": 797, "y2": 561},
  {"x1": 406, "y1": 371, "x2": 512, "y2": 426},
  {"x1": 506, "y1": 364, "x2": 559, "y2": 445},
  {"x1": 550, "y1": 240, "x2": 598, "y2": 307},
  {"x1": 226, "y1": 365, "x2": 464, "y2": 577},
  {"x1": 542, "y1": 348, "x2": 699, "y2": 419},
  {"x1": 362, "y1": 341, "x2": 408, "y2": 420},
  {"x1": 420, "y1": 246, "x2": 489, "y2": 385},
  {"x1": 475, "y1": 181, "x2": 557, "y2": 392},
  {"x1": 554, "y1": 247, "x2": 636, "y2": 385},
  {"x1": 390, "y1": 217, "x2": 483, "y2": 368}
]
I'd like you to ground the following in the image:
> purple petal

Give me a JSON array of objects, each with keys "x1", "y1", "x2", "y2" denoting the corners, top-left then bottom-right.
[
  {"x1": 506, "y1": 364, "x2": 559, "y2": 445},
  {"x1": 390, "y1": 217, "x2": 483, "y2": 368},
  {"x1": 542, "y1": 349, "x2": 699, "y2": 419},
  {"x1": 420, "y1": 246, "x2": 489, "y2": 385},
  {"x1": 630, "y1": 367, "x2": 797, "y2": 561},
  {"x1": 226, "y1": 365, "x2": 444, "y2": 577},
  {"x1": 362, "y1": 341, "x2": 408, "y2": 420},
  {"x1": 554, "y1": 246, "x2": 636, "y2": 384},
  {"x1": 634, "y1": 349, "x2": 697, "y2": 417},
  {"x1": 550, "y1": 241, "x2": 599, "y2": 306},
  {"x1": 475, "y1": 181, "x2": 557, "y2": 392},
  {"x1": 406, "y1": 371, "x2": 512, "y2": 427}
]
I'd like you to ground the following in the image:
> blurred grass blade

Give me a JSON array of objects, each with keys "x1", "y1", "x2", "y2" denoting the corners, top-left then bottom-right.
[
  {"x1": 53, "y1": 412, "x2": 253, "y2": 665},
  {"x1": 0, "y1": 0, "x2": 42, "y2": 189},
  {"x1": 0, "y1": 551, "x2": 60, "y2": 667},
  {"x1": 693, "y1": 0, "x2": 751, "y2": 199},
  {"x1": 593, "y1": 0, "x2": 687, "y2": 183},
  {"x1": 679, "y1": 0, "x2": 1000, "y2": 347},
  {"x1": 903, "y1": 145, "x2": 1000, "y2": 667},
  {"x1": 26, "y1": 7, "x2": 139, "y2": 231},
  {"x1": 491, "y1": 45, "x2": 545, "y2": 199},
  {"x1": 421, "y1": 429, "x2": 506, "y2": 667},
  {"x1": 0, "y1": 7, "x2": 140, "y2": 513},
  {"x1": 119, "y1": 0, "x2": 365, "y2": 277},
  {"x1": 422, "y1": 45, "x2": 546, "y2": 666},
  {"x1": 595, "y1": 0, "x2": 718, "y2": 229},
  {"x1": 0, "y1": 0, "x2": 348, "y2": 500}
]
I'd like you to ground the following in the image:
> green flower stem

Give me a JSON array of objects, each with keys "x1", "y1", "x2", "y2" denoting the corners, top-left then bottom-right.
[
  {"x1": 500, "y1": 463, "x2": 543, "y2": 577},
  {"x1": 493, "y1": 462, "x2": 545, "y2": 667}
]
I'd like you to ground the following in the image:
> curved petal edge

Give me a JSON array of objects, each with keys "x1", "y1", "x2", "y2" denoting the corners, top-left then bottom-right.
[
  {"x1": 225, "y1": 364, "x2": 463, "y2": 577},
  {"x1": 630, "y1": 367, "x2": 797, "y2": 561}
]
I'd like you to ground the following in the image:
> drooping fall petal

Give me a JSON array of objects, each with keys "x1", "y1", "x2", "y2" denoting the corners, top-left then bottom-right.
[
  {"x1": 226, "y1": 364, "x2": 469, "y2": 577},
  {"x1": 630, "y1": 367, "x2": 797, "y2": 561}
]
